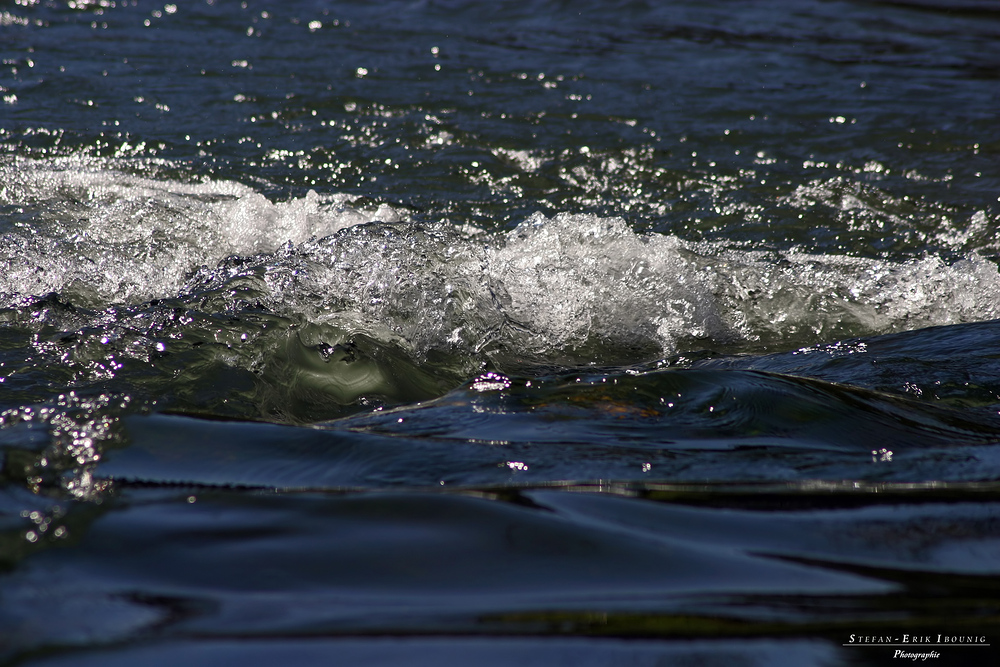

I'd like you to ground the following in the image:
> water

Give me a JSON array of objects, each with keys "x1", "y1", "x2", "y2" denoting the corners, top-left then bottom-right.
[{"x1": 1, "y1": 1, "x2": 1000, "y2": 664}]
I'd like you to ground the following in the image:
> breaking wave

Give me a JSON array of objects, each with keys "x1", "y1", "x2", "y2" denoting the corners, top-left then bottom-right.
[{"x1": 4, "y1": 157, "x2": 1000, "y2": 368}]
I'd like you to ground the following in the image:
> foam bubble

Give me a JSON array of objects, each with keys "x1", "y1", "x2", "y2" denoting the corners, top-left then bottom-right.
[
  {"x1": 492, "y1": 212, "x2": 731, "y2": 355},
  {"x1": 490, "y1": 214, "x2": 1000, "y2": 356},
  {"x1": 5, "y1": 157, "x2": 1000, "y2": 365},
  {"x1": 240, "y1": 211, "x2": 1000, "y2": 364},
  {"x1": 727, "y1": 249, "x2": 1000, "y2": 343},
  {"x1": 0, "y1": 156, "x2": 397, "y2": 305}
]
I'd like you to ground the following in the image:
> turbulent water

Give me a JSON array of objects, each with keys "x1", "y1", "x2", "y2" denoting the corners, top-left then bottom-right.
[{"x1": 2, "y1": 1, "x2": 1000, "y2": 665}]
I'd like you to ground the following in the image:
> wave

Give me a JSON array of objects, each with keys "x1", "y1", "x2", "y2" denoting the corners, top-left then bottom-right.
[
  {"x1": 0, "y1": 156, "x2": 398, "y2": 305},
  {"x1": 4, "y1": 157, "x2": 1000, "y2": 369}
]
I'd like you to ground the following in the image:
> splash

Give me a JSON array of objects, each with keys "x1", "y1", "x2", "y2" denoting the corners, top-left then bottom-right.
[
  {"x1": 0, "y1": 156, "x2": 400, "y2": 306},
  {"x1": 4, "y1": 157, "x2": 1000, "y2": 368}
]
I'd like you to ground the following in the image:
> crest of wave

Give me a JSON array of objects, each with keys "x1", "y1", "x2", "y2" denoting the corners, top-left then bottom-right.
[
  {"x1": 490, "y1": 212, "x2": 732, "y2": 356},
  {"x1": 287, "y1": 212, "x2": 732, "y2": 363},
  {"x1": 285, "y1": 212, "x2": 1000, "y2": 362},
  {"x1": 0, "y1": 157, "x2": 397, "y2": 306},
  {"x1": 4, "y1": 157, "x2": 998, "y2": 362},
  {"x1": 714, "y1": 247, "x2": 1000, "y2": 344}
]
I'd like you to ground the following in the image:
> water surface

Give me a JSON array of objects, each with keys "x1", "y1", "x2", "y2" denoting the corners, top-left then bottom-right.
[{"x1": 1, "y1": 1, "x2": 1000, "y2": 664}]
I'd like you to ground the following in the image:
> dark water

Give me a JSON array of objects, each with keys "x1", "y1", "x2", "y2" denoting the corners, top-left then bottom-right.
[{"x1": 2, "y1": 1, "x2": 1000, "y2": 664}]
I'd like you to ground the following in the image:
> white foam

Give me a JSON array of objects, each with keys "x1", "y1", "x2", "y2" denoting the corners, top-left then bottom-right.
[
  {"x1": 274, "y1": 211, "x2": 1000, "y2": 362},
  {"x1": 492, "y1": 147, "x2": 549, "y2": 173},
  {"x1": 491, "y1": 212, "x2": 731, "y2": 354},
  {"x1": 713, "y1": 247, "x2": 1000, "y2": 344},
  {"x1": 489, "y1": 214, "x2": 1000, "y2": 355},
  {"x1": 0, "y1": 156, "x2": 397, "y2": 304},
  {"x1": 4, "y1": 157, "x2": 1000, "y2": 361}
]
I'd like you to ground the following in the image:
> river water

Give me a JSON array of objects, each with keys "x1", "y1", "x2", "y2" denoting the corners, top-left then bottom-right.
[{"x1": 1, "y1": 1, "x2": 999, "y2": 665}]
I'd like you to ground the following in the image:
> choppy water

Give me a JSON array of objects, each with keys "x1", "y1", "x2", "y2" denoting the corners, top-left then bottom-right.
[{"x1": 2, "y1": 1, "x2": 1000, "y2": 665}]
